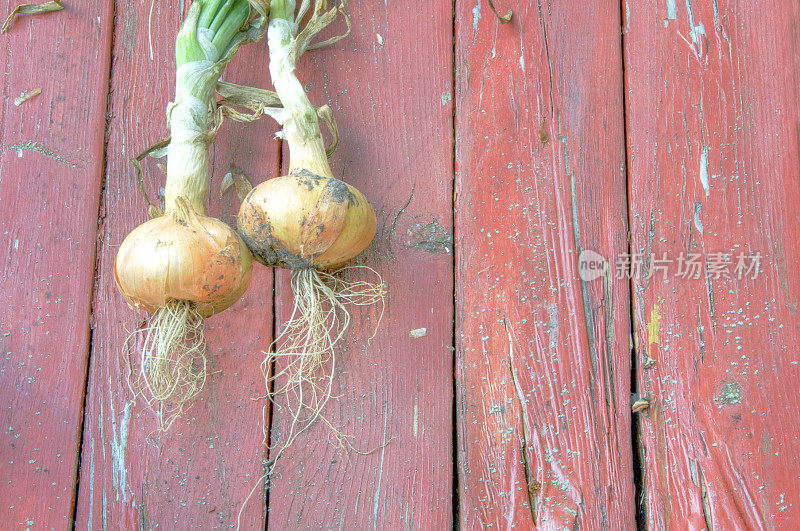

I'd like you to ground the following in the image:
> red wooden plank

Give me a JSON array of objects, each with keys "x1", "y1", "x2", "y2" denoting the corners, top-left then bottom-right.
[
  {"x1": 624, "y1": 1, "x2": 800, "y2": 527},
  {"x1": 73, "y1": 3, "x2": 278, "y2": 527},
  {"x1": 0, "y1": 1, "x2": 113, "y2": 527},
  {"x1": 455, "y1": 1, "x2": 635, "y2": 527},
  {"x1": 265, "y1": 0, "x2": 455, "y2": 526}
]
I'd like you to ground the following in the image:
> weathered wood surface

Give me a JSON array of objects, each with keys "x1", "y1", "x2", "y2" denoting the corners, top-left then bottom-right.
[
  {"x1": 454, "y1": 0, "x2": 636, "y2": 527},
  {"x1": 4, "y1": 0, "x2": 800, "y2": 528},
  {"x1": 266, "y1": 0, "x2": 456, "y2": 526},
  {"x1": 455, "y1": 0, "x2": 636, "y2": 527},
  {"x1": 625, "y1": 0, "x2": 800, "y2": 528},
  {"x1": 73, "y1": 3, "x2": 277, "y2": 527},
  {"x1": 0, "y1": 1, "x2": 113, "y2": 527}
]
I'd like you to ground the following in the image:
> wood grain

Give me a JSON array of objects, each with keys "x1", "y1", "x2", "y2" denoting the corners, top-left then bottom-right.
[
  {"x1": 265, "y1": 0, "x2": 456, "y2": 527},
  {"x1": 73, "y1": 3, "x2": 278, "y2": 527},
  {"x1": 3, "y1": 0, "x2": 798, "y2": 527},
  {"x1": 454, "y1": 0, "x2": 635, "y2": 527},
  {"x1": 624, "y1": 0, "x2": 800, "y2": 527},
  {"x1": 0, "y1": 0, "x2": 113, "y2": 527}
]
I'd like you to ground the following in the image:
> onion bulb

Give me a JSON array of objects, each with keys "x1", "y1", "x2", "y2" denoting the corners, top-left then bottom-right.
[
  {"x1": 114, "y1": 0, "x2": 255, "y2": 430},
  {"x1": 238, "y1": 172, "x2": 376, "y2": 270},
  {"x1": 114, "y1": 197, "x2": 252, "y2": 318}
]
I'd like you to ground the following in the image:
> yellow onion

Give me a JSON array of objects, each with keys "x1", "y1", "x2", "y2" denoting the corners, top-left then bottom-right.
[
  {"x1": 237, "y1": 170, "x2": 376, "y2": 270},
  {"x1": 227, "y1": 0, "x2": 386, "y2": 459},
  {"x1": 115, "y1": 197, "x2": 252, "y2": 318},
  {"x1": 108, "y1": 0, "x2": 258, "y2": 431}
]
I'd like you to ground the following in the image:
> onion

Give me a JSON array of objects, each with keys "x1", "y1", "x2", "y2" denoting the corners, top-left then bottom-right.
[
  {"x1": 238, "y1": 173, "x2": 376, "y2": 269},
  {"x1": 114, "y1": 197, "x2": 252, "y2": 318},
  {"x1": 231, "y1": 0, "x2": 386, "y2": 468},
  {"x1": 114, "y1": 0, "x2": 256, "y2": 430}
]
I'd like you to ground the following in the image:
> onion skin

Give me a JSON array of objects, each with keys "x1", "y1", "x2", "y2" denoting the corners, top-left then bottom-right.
[
  {"x1": 238, "y1": 170, "x2": 377, "y2": 270},
  {"x1": 114, "y1": 199, "x2": 252, "y2": 318}
]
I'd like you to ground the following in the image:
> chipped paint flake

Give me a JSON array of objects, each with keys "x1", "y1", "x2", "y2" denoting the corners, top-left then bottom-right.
[
  {"x1": 6, "y1": 141, "x2": 78, "y2": 167},
  {"x1": 626, "y1": 0, "x2": 631, "y2": 28},
  {"x1": 472, "y1": 0, "x2": 481, "y2": 30},
  {"x1": 648, "y1": 305, "x2": 661, "y2": 346},
  {"x1": 373, "y1": 410, "x2": 389, "y2": 523},
  {"x1": 546, "y1": 302, "x2": 559, "y2": 352},
  {"x1": 109, "y1": 399, "x2": 131, "y2": 503},
  {"x1": 715, "y1": 382, "x2": 744, "y2": 408},
  {"x1": 699, "y1": 146, "x2": 710, "y2": 196},
  {"x1": 690, "y1": 22, "x2": 706, "y2": 45},
  {"x1": 694, "y1": 202, "x2": 704, "y2": 235},
  {"x1": 666, "y1": 0, "x2": 677, "y2": 20},
  {"x1": 410, "y1": 328, "x2": 427, "y2": 338},
  {"x1": 406, "y1": 218, "x2": 453, "y2": 254}
]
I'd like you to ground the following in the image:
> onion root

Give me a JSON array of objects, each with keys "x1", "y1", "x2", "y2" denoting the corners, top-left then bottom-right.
[
  {"x1": 264, "y1": 266, "x2": 385, "y2": 453},
  {"x1": 126, "y1": 299, "x2": 207, "y2": 431}
]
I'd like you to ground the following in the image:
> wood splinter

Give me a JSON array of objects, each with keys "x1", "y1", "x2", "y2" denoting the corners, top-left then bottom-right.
[{"x1": 14, "y1": 88, "x2": 41, "y2": 106}]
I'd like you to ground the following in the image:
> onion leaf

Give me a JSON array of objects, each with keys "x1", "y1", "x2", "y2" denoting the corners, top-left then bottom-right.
[{"x1": 1, "y1": 0, "x2": 63, "y2": 34}]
